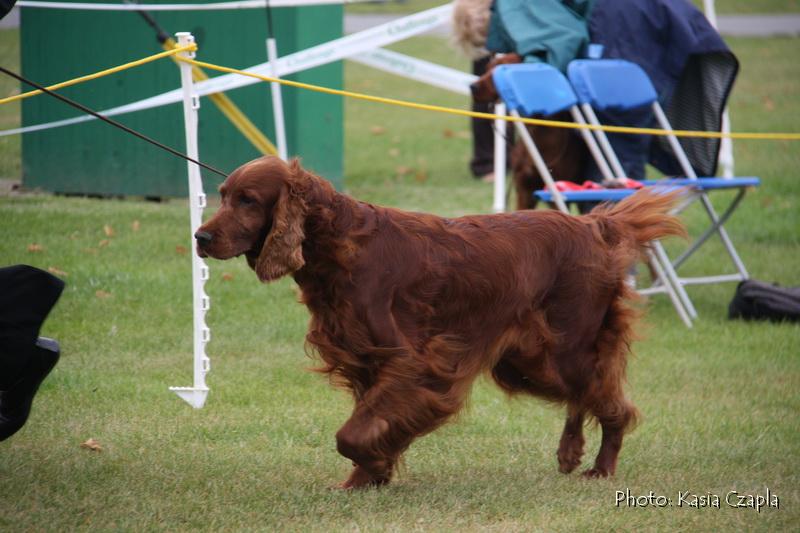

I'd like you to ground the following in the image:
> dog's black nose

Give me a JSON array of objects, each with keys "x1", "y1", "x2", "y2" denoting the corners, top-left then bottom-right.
[{"x1": 194, "y1": 230, "x2": 213, "y2": 246}]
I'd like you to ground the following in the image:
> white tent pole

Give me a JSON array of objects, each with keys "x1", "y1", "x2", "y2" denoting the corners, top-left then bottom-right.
[
  {"x1": 266, "y1": 37, "x2": 288, "y2": 160},
  {"x1": 703, "y1": 0, "x2": 718, "y2": 27},
  {"x1": 703, "y1": 0, "x2": 735, "y2": 178}
]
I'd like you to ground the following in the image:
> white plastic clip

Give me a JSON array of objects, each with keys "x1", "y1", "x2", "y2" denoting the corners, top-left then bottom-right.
[
  {"x1": 201, "y1": 327, "x2": 211, "y2": 343},
  {"x1": 200, "y1": 264, "x2": 209, "y2": 281},
  {"x1": 198, "y1": 193, "x2": 207, "y2": 208},
  {"x1": 176, "y1": 32, "x2": 196, "y2": 59},
  {"x1": 191, "y1": 94, "x2": 200, "y2": 110}
]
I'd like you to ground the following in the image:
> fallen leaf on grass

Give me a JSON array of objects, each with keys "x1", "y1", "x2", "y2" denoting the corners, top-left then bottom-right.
[
  {"x1": 103, "y1": 225, "x2": 115, "y2": 237},
  {"x1": 27, "y1": 243, "x2": 44, "y2": 253},
  {"x1": 84, "y1": 248, "x2": 98, "y2": 255},
  {"x1": 98, "y1": 239, "x2": 110, "y2": 248},
  {"x1": 131, "y1": 220, "x2": 141, "y2": 232},
  {"x1": 442, "y1": 128, "x2": 455, "y2": 138},
  {"x1": 175, "y1": 245, "x2": 188, "y2": 255},
  {"x1": 95, "y1": 290, "x2": 111, "y2": 299},
  {"x1": 414, "y1": 169, "x2": 429, "y2": 183},
  {"x1": 221, "y1": 272, "x2": 234, "y2": 281},
  {"x1": 388, "y1": 148, "x2": 400, "y2": 158},
  {"x1": 762, "y1": 96, "x2": 775, "y2": 112},
  {"x1": 80, "y1": 438, "x2": 103, "y2": 452},
  {"x1": 48, "y1": 266, "x2": 68, "y2": 277},
  {"x1": 395, "y1": 165, "x2": 412, "y2": 177},
  {"x1": 370, "y1": 125, "x2": 386, "y2": 136}
]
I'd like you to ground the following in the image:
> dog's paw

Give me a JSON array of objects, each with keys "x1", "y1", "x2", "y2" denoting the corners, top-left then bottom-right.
[
  {"x1": 557, "y1": 434, "x2": 585, "y2": 474},
  {"x1": 581, "y1": 467, "x2": 612, "y2": 479},
  {"x1": 335, "y1": 465, "x2": 390, "y2": 490},
  {"x1": 557, "y1": 454, "x2": 582, "y2": 474}
]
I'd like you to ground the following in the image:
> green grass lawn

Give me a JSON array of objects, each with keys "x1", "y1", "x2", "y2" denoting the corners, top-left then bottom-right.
[
  {"x1": 1, "y1": 28, "x2": 799, "y2": 532},
  {"x1": 0, "y1": 28, "x2": 20, "y2": 180}
]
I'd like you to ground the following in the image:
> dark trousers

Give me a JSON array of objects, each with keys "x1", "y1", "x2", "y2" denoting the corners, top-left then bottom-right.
[
  {"x1": 470, "y1": 57, "x2": 497, "y2": 178},
  {"x1": 470, "y1": 57, "x2": 515, "y2": 178}
]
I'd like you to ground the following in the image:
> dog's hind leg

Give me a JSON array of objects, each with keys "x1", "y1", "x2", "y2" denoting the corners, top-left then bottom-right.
[
  {"x1": 580, "y1": 374, "x2": 638, "y2": 478},
  {"x1": 582, "y1": 400, "x2": 636, "y2": 478},
  {"x1": 578, "y1": 289, "x2": 639, "y2": 478},
  {"x1": 580, "y1": 347, "x2": 638, "y2": 478},
  {"x1": 557, "y1": 403, "x2": 586, "y2": 474}
]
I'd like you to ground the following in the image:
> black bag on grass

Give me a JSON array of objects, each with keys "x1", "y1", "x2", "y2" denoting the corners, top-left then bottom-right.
[{"x1": 728, "y1": 280, "x2": 800, "y2": 323}]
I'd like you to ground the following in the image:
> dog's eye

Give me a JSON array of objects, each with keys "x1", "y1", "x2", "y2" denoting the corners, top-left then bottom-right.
[{"x1": 239, "y1": 194, "x2": 255, "y2": 205}]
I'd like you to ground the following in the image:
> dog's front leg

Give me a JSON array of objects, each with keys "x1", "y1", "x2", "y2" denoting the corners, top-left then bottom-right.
[
  {"x1": 333, "y1": 355, "x2": 467, "y2": 489},
  {"x1": 335, "y1": 402, "x2": 397, "y2": 489}
]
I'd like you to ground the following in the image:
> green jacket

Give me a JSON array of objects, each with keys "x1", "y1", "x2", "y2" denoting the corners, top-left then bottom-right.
[{"x1": 486, "y1": 0, "x2": 595, "y2": 72}]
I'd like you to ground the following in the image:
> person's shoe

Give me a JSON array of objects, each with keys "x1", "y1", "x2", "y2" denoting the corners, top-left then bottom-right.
[{"x1": 0, "y1": 337, "x2": 60, "y2": 441}]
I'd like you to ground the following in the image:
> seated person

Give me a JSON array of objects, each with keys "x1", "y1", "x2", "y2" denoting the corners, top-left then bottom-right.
[{"x1": 474, "y1": 0, "x2": 736, "y2": 191}]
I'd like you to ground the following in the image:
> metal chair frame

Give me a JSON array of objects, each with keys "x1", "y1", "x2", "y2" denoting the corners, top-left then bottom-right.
[{"x1": 492, "y1": 63, "x2": 695, "y2": 327}]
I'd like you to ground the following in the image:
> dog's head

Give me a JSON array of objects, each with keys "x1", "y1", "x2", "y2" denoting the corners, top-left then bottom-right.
[
  {"x1": 195, "y1": 156, "x2": 307, "y2": 282},
  {"x1": 469, "y1": 53, "x2": 523, "y2": 103}
]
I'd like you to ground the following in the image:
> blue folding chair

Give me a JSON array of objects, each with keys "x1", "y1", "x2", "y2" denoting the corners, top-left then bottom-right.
[
  {"x1": 491, "y1": 63, "x2": 695, "y2": 327},
  {"x1": 563, "y1": 59, "x2": 759, "y2": 300}
]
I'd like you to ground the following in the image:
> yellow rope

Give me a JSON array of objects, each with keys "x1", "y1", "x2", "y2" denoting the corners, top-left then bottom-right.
[
  {"x1": 179, "y1": 56, "x2": 800, "y2": 142},
  {"x1": 0, "y1": 43, "x2": 198, "y2": 106},
  {"x1": 4, "y1": 44, "x2": 797, "y2": 142},
  {"x1": 160, "y1": 37, "x2": 277, "y2": 155}
]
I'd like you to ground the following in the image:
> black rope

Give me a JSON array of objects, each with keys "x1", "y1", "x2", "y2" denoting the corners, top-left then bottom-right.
[
  {"x1": 264, "y1": 0, "x2": 275, "y2": 41},
  {"x1": 125, "y1": 0, "x2": 172, "y2": 45},
  {"x1": 491, "y1": 123, "x2": 511, "y2": 143},
  {"x1": 0, "y1": 66, "x2": 228, "y2": 178}
]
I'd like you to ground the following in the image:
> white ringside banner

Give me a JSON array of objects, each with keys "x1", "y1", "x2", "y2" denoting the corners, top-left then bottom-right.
[
  {"x1": 351, "y1": 48, "x2": 476, "y2": 96},
  {"x1": 17, "y1": 0, "x2": 368, "y2": 11},
  {"x1": 1, "y1": 4, "x2": 455, "y2": 137}
]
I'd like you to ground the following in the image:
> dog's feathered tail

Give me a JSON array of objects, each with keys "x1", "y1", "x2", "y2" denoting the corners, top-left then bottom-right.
[{"x1": 590, "y1": 187, "x2": 688, "y2": 254}]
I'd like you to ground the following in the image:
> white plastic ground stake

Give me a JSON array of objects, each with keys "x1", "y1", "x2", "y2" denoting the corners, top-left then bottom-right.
[
  {"x1": 492, "y1": 102, "x2": 506, "y2": 213},
  {"x1": 170, "y1": 32, "x2": 211, "y2": 409}
]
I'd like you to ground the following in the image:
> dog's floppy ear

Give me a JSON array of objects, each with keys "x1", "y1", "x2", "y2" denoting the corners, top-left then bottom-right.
[{"x1": 255, "y1": 160, "x2": 307, "y2": 282}]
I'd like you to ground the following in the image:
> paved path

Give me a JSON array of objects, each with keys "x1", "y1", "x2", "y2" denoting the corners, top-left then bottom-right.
[
  {"x1": 0, "y1": 8, "x2": 17, "y2": 28},
  {"x1": 345, "y1": 12, "x2": 800, "y2": 37},
  {"x1": 716, "y1": 14, "x2": 800, "y2": 36},
  {"x1": 3, "y1": 7, "x2": 800, "y2": 35}
]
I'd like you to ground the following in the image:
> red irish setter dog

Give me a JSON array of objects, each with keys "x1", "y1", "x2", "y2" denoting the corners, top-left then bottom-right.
[{"x1": 195, "y1": 156, "x2": 684, "y2": 488}]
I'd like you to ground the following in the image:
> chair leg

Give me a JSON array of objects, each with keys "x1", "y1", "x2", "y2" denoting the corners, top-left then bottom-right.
[
  {"x1": 652, "y1": 240, "x2": 697, "y2": 319},
  {"x1": 644, "y1": 249, "x2": 692, "y2": 328}
]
